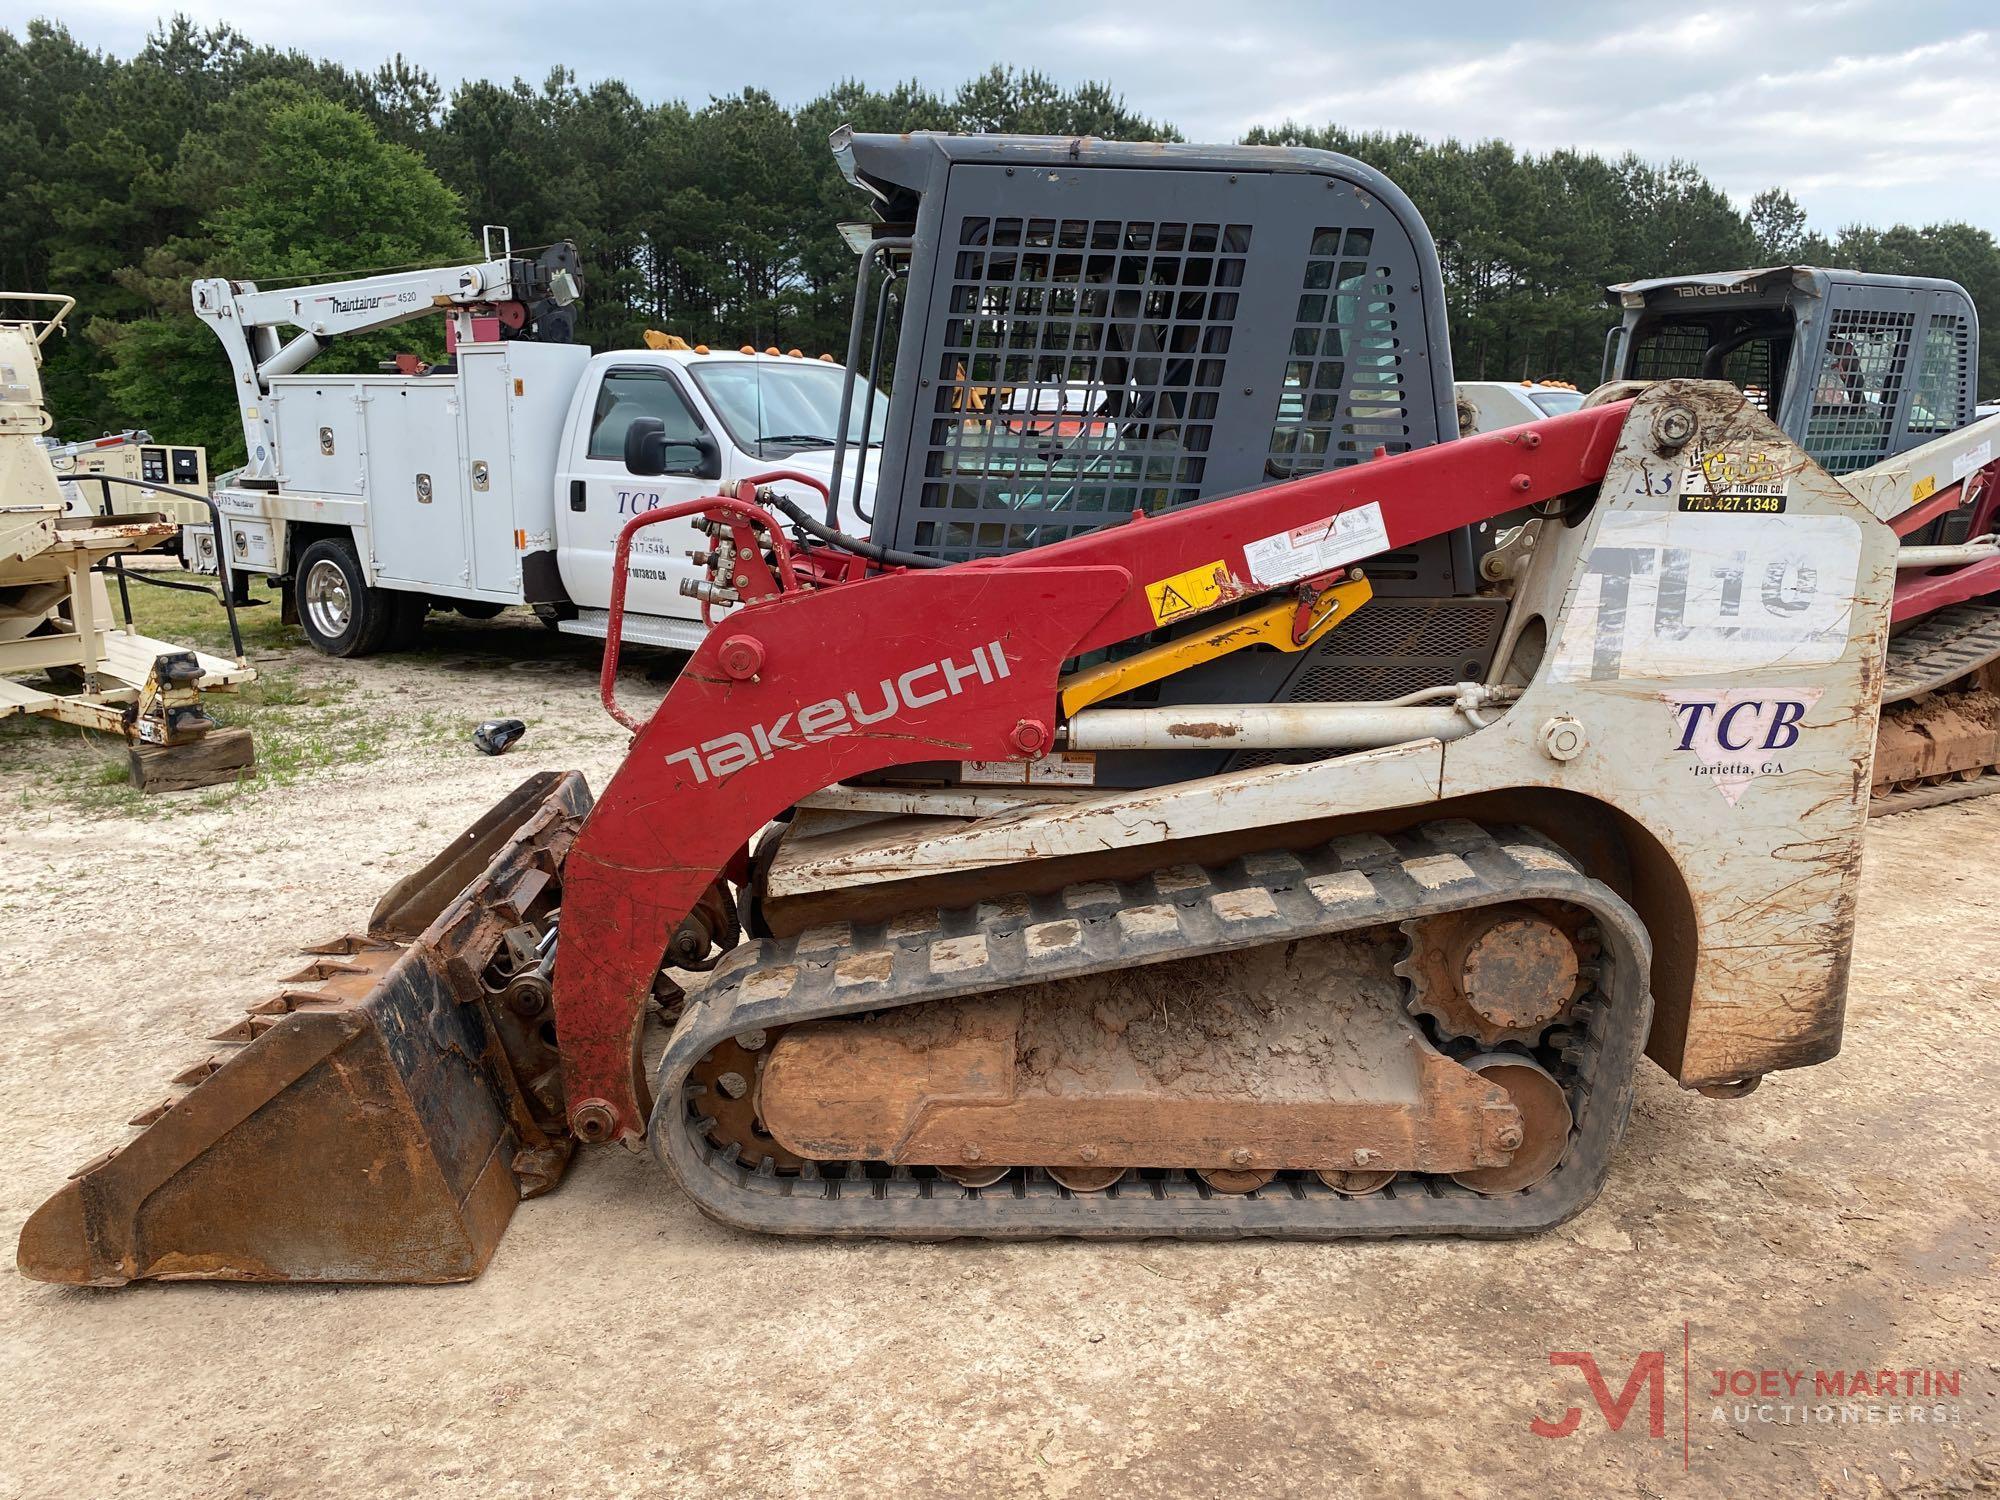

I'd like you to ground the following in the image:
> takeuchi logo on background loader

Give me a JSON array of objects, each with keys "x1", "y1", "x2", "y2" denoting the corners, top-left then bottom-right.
[{"x1": 664, "y1": 640, "x2": 1012, "y2": 783}]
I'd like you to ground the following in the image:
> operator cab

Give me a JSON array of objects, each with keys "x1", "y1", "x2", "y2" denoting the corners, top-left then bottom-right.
[
  {"x1": 822, "y1": 130, "x2": 1508, "y2": 788},
  {"x1": 1602, "y1": 266, "x2": 1978, "y2": 478}
]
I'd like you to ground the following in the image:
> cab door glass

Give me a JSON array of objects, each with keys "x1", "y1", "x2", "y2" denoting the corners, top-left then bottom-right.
[
  {"x1": 587, "y1": 369, "x2": 707, "y2": 475},
  {"x1": 558, "y1": 366, "x2": 721, "y2": 623}
]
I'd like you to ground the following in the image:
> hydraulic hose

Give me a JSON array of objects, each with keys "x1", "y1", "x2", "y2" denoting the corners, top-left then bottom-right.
[{"x1": 761, "y1": 490, "x2": 948, "y2": 570}]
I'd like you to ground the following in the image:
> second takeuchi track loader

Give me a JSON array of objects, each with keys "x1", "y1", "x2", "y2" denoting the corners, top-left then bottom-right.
[{"x1": 20, "y1": 134, "x2": 1913, "y2": 1284}]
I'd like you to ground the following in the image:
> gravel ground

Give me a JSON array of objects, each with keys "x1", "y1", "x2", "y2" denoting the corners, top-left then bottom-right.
[{"x1": 0, "y1": 610, "x2": 1993, "y2": 1498}]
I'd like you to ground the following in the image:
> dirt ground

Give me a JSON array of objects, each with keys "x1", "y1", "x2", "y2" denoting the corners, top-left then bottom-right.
[{"x1": 0, "y1": 606, "x2": 1994, "y2": 1499}]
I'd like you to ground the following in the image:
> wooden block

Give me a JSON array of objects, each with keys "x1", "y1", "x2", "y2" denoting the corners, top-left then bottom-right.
[{"x1": 127, "y1": 726, "x2": 255, "y2": 794}]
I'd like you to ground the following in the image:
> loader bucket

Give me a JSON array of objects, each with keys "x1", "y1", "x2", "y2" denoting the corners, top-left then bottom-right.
[{"x1": 18, "y1": 771, "x2": 592, "y2": 1286}]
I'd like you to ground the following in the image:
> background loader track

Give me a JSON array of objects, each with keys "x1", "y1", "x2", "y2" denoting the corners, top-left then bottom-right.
[
  {"x1": 649, "y1": 821, "x2": 1652, "y2": 1240},
  {"x1": 1872, "y1": 603, "x2": 2000, "y2": 818},
  {"x1": 1880, "y1": 601, "x2": 2000, "y2": 704}
]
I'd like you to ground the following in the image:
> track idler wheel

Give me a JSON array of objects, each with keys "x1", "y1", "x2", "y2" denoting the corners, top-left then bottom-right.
[
  {"x1": 688, "y1": 1030, "x2": 801, "y2": 1173},
  {"x1": 938, "y1": 1163, "x2": 1010, "y2": 1188},
  {"x1": 1198, "y1": 1168, "x2": 1276, "y2": 1195},
  {"x1": 1448, "y1": 1054, "x2": 1572, "y2": 1195},
  {"x1": 1316, "y1": 1169, "x2": 1397, "y2": 1195},
  {"x1": 1048, "y1": 1166, "x2": 1128, "y2": 1192}
]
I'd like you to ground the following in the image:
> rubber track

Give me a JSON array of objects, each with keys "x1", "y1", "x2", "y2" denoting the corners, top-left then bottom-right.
[
  {"x1": 649, "y1": 821, "x2": 1653, "y2": 1240},
  {"x1": 1882, "y1": 602, "x2": 2000, "y2": 704},
  {"x1": 1870, "y1": 770, "x2": 2000, "y2": 818}
]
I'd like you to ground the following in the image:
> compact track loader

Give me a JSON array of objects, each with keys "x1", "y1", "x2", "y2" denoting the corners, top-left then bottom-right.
[
  {"x1": 20, "y1": 136, "x2": 1909, "y2": 1283},
  {"x1": 1601, "y1": 266, "x2": 2000, "y2": 814}
]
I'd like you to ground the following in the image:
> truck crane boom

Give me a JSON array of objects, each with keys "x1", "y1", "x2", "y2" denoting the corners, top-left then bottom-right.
[{"x1": 192, "y1": 234, "x2": 581, "y2": 482}]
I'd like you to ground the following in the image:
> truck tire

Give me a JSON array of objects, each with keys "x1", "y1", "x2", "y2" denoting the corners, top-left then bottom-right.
[
  {"x1": 295, "y1": 538, "x2": 395, "y2": 657},
  {"x1": 454, "y1": 601, "x2": 506, "y2": 620}
]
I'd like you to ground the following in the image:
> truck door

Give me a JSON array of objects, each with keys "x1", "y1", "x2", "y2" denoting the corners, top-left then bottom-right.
[{"x1": 555, "y1": 364, "x2": 720, "y2": 620}]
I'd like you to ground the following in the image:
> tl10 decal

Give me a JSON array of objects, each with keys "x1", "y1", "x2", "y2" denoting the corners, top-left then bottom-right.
[
  {"x1": 1551, "y1": 512, "x2": 1861, "y2": 682},
  {"x1": 1661, "y1": 689, "x2": 1824, "y2": 804}
]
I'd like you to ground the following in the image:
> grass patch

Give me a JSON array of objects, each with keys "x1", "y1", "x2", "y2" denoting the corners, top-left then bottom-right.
[
  {"x1": 1, "y1": 664, "x2": 381, "y2": 818},
  {"x1": 4, "y1": 569, "x2": 578, "y2": 819},
  {"x1": 109, "y1": 563, "x2": 295, "y2": 656},
  {"x1": 2, "y1": 565, "x2": 389, "y2": 817}
]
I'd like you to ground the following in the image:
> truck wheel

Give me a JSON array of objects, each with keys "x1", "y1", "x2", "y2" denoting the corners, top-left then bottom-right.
[
  {"x1": 295, "y1": 538, "x2": 394, "y2": 657},
  {"x1": 454, "y1": 601, "x2": 506, "y2": 620}
]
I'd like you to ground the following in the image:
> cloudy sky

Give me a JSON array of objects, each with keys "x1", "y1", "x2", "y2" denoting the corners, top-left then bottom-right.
[{"x1": 13, "y1": 0, "x2": 1997, "y2": 233}]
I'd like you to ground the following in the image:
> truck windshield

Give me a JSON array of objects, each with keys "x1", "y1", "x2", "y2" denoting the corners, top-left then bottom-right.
[
  {"x1": 1528, "y1": 389, "x2": 1585, "y2": 416},
  {"x1": 688, "y1": 362, "x2": 890, "y2": 455}
]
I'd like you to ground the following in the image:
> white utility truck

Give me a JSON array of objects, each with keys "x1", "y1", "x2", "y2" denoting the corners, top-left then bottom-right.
[
  {"x1": 1454, "y1": 379, "x2": 1586, "y2": 434},
  {"x1": 192, "y1": 236, "x2": 881, "y2": 655}
]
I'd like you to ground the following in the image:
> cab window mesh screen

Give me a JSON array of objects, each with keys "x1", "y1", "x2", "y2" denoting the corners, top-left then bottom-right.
[
  {"x1": 1265, "y1": 228, "x2": 1409, "y2": 476},
  {"x1": 1629, "y1": 325, "x2": 1708, "y2": 379},
  {"x1": 912, "y1": 215, "x2": 1249, "y2": 559},
  {"x1": 1908, "y1": 316, "x2": 1970, "y2": 436},
  {"x1": 1629, "y1": 321, "x2": 1777, "y2": 409},
  {"x1": 1720, "y1": 340, "x2": 1775, "y2": 410},
  {"x1": 874, "y1": 156, "x2": 1453, "y2": 569},
  {"x1": 1806, "y1": 307, "x2": 1914, "y2": 474}
]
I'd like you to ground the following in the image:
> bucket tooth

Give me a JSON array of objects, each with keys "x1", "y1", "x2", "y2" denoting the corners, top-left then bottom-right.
[
  {"x1": 18, "y1": 770, "x2": 594, "y2": 1287},
  {"x1": 207, "y1": 1015, "x2": 277, "y2": 1043},
  {"x1": 66, "y1": 1148, "x2": 118, "y2": 1181},
  {"x1": 279, "y1": 959, "x2": 368, "y2": 984},
  {"x1": 300, "y1": 934, "x2": 391, "y2": 958},
  {"x1": 249, "y1": 990, "x2": 348, "y2": 1016}
]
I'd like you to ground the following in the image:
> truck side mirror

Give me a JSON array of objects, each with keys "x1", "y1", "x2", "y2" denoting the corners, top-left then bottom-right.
[
  {"x1": 684, "y1": 431, "x2": 723, "y2": 481},
  {"x1": 624, "y1": 416, "x2": 669, "y2": 476},
  {"x1": 624, "y1": 420, "x2": 723, "y2": 482}
]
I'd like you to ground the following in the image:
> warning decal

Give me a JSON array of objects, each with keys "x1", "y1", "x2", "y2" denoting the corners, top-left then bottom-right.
[
  {"x1": 962, "y1": 753, "x2": 1098, "y2": 786},
  {"x1": 1242, "y1": 502, "x2": 1390, "y2": 586},
  {"x1": 1145, "y1": 560, "x2": 1226, "y2": 625}
]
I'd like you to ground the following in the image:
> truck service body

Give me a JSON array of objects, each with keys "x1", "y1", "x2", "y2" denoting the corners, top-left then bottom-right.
[{"x1": 191, "y1": 245, "x2": 879, "y2": 654}]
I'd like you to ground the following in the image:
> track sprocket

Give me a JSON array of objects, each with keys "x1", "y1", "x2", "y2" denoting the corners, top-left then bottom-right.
[
  {"x1": 688, "y1": 1031, "x2": 803, "y2": 1173},
  {"x1": 1397, "y1": 902, "x2": 1595, "y2": 1049}
]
